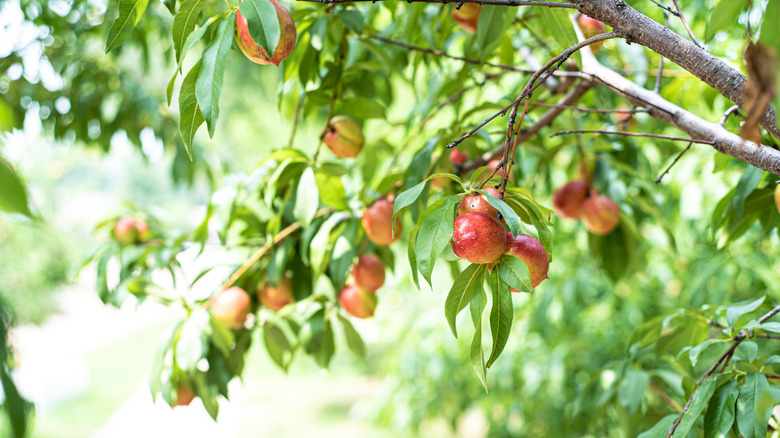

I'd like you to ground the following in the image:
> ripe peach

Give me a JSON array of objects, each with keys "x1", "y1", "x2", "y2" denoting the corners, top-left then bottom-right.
[
  {"x1": 581, "y1": 193, "x2": 620, "y2": 235},
  {"x1": 451, "y1": 3, "x2": 481, "y2": 33},
  {"x1": 322, "y1": 116, "x2": 365, "y2": 158},
  {"x1": 775, "y1": 184, "x2": 780, "y2": 214},
  {"x1": 457, "y1": 187, "x2": 500, "y2": 218},
  {"x1": 504, "y1": 232, "x2": 549, "y2": 291},
  {"x1": 449, "y1": 149, "x2": 469, "y2": 166},
  {"x1": 339, "y1": 284, "x2": 377, "y2": 319},
  {"x1": 259, "y1": 276, "x2": 294, "y2": 311},
  {"x1": 172, "y1": 383, "x2": 195, "y2": 407},
  {"x1": 578, "y1": 15, "x2": 606, "y2": 51},
  {"x1": 552, "y1": 180, "x2": 589, "y2": 220},
  {"x1": 234, "y1": 1, "x2": 297, "y2": 66},
  {"x1": 210, "y1": 287, "x2": 251, "y2": 329},
  {"x1": 352, "y1": 254, "x2": 385, "y2": 292},
  {"x1": 362, "y1": 199, "x2": 402, "y2": 246},
  {"x1": 113, "y1": 217, "x2": 139, "y2": 245},
  {"x1": 487, "y1": 159, "x2": 514, "y2": 182},
  {"x1": 451, "y1": 212, "x2": 507, "y2": 264}
]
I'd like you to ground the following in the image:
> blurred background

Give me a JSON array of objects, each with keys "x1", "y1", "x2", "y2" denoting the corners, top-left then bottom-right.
[{"x1": 2, "y1": 0, "x2": 780, "y2": 436}]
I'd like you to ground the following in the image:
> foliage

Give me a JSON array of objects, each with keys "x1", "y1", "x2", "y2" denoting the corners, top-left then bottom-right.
[{"x1": 2, "y1": 0, "x2": 780, "y2": 434}]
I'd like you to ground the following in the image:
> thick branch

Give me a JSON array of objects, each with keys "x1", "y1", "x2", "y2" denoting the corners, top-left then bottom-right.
[{"x1": 577, "y1": 0, "x2": 779, "y2": 139}]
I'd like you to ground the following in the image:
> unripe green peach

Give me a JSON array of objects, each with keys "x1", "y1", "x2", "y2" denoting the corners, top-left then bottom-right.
[
  {"x1": 322, "y1": 116, "x2": 365, "y2": 158},
  {"x1": 234, "y1": 0, "x2": 297, "y2": 66}
]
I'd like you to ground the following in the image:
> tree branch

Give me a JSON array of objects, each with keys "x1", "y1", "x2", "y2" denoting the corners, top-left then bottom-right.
[
  {"x1": 576, "y1": 0, "x2": 779, "y2": 139},
  {"x1": 550, "y1": 130, "x2": 714, "y2": 145},
  {"x1": 299, "y1": 0, "x2": 577, "y2": 6}
]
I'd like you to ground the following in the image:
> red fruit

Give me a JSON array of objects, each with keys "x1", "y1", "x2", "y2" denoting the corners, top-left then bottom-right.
[
  {"x1": 578, "y1": 15, "x2": 606, "y2": 51},
  {"x1": 504, "y1": 232, "x2": 549, "y2": 291},
  {"x1": 362, "y1": 199, "x2": 402, "y2": 246},
  {"x1": 581, "y1": 193, "x2": 620, "y2": 235},
  {"x1": 113, "y1": 217, "x2": 139, "y2": 245},
  {"x1": 210, "y1": 287, "x2": 251, "y2": 329},
  {"x1": 612, "y1": 104, "x2": 637, "y2": 130},
  {"x1": 487, "y1": 159, "x2": 513, "y2": 182},
  {"x1": 457, "y1": 187, "x2": 500, "y2": 218},
  {"x1": 552, "y1": 180, "x2": 589, "y2": 220},
  {"x1": 234, "y1": 1, "x2": 297, "y2": 66},
  {"x1": 259, "y1": 276, "x2": 294, "y2": 311},
  {"x1": 172, "y1": 383, "x2": 195, "y2": 407},
  {"x1": 339, "y1": 285, "x2": 377, "y2": 319},
  {"x1": 451, "y1": 212, "x2": 507, "y2": 264},
  {"x1": 451, "y1": 3, "x2": 481, "y2": 33},
  {"x1": 352, "y1": 254, "x2": 385, "y2": 292},
  {"x1": 322, "y1": 116, "x2": 365, "y2": 158},
  {"x1": 449, "y1": 149, "x2": 469, "y2": 166}
]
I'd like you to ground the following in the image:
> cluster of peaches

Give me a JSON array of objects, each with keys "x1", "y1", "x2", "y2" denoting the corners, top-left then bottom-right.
[{"x1": 552, "y1": 179, "x2": 620, "y2": 235}]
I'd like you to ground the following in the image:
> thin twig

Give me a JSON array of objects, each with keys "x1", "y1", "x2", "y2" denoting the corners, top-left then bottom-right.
[
  {"x1": 670, "y1": 0, "x2": 702, "y2": 48},
  {"x1": 551, "y1": 130, "x2": 714, "y2": 145},
  {"x1": 299, "y1": 0, "x2": 577, "y2": 6},
  {"x1": 650, "y1": 380, "x2": 684, "y2": 413},
  {"x1": 655, "y1": 143, "x2": 693, "y2": 183},
  {"x1": 719, "y1": 105, "x2": 743, "y2": 126},
  {"x1": 756, "y1": 334, "x2": 780, "y2": 340},
  {"x1": 500, "y1": 98, "x2": 531, "y2": 199},
  {"x1": 667, "y1": 305, "x2": 780, "y2": 437},
  {"x1": 367, "y1": 35, "x2": 582, "y2": 76},
  {"x1": 446, "y1": 32, "x2": 621, "y2": 149},
  {"x1": 528, "y1": 102, "x2": 647, "y2": 114},
  {"x1": 220, "y1": 208, "x2": 334, "y2": 291},
  {"x1": 648, "y1": 0, "x2": 680, "y2": 17}
]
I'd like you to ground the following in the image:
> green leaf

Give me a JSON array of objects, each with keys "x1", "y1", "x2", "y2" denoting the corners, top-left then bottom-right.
[
  {"x1": 315, "y1": 170, "x2": 349, "y2": 210},
  {"x1": 485, "y1": 268, "x2": 512, "y2": 368},
  {"x1": 178, "y1": 61, "x2": 205, "y2": 159},
  {"x1": 759, "y1": 321, "x2": 780, "y2": 333},
  {"x1": 338, "y1": 314, "x2": 366, "y2": 359},
  {"x1": 470, "y1": 313, "x2": 487, "y2": 390},
  {"x1": 175, "y1": 311, "x2": 208, "y2": 371},
  {"x1": 310, "y1": 212, "x2": 349, "y2": 278},
  {"x1": 736, "y1": 340, "x2": 758, "y2": 363},
  {"x1": 540, "y1": 5, "x2": 579, "y2": 60},
  {"x1": 618, "y1": 369, "x2": 650, "y2": 415},
  {"x1": 704, "y1": 380, "x2": 738, "y2": 438},
  {"x1": 475, "y1": 5, "x2": 513, "y2": 60},
  {"x1": 407, "y1": 217, "x2": 422, "y2": 289},
  {"x1": 172, "y1": 0, "x2": 208, "y2": 63},
  {"x1": 294, "y1": 167, "x2": 319, "y2": 229},
  {"x1": 480, "y1": 190, "x2": 522, "y2": 238},
  {"x1": 393, "y1": 180, "x2": 426, "y2": 225},
  {"x1": 0, "y1": 156, "x2": 33, "y2": 218},
  {"x1": 672, "y1": 377, "x2": 717, "y2": 437},
  {"x1": 444, "y1": 264, "x2": 486, "y2": 337},
  {"x1": 496, "y1": 254, "x2": 531, "y2": 292},
  {"x1": 689, "y1": 339, "x2": 725, "y2": 368},
  {"x1": 415, "y1": 195, "x2": 459, "y2": 287},
  {"x1": 264, "y1": 320, "x2": 294, "y2": 371},
  {"x1": 736, "y1": 372, "x2": 770, "y2": 438},
  {"x1": 637, "y1": 414, "x2": 678, "y2": 438},
  {"x1": 705, "y1": 0, "x2": 748, "y2": 42},
  {"x1": 336, "y1": 9, "x2": 364, "y2": 34},
  {"x1": 731, "y1": 165, "x2": 764, "y2": 217},
  {"x1": 759, "y1": 0, "x2": 780, "y2": 55},
  {"x1": 239, "y1": 0, "x2": 281, "y2": 59},
  {"x1": 725, "y1": 295, "x2": 765, "y2": 327},
  {"x1": 196, "y1": 14, "x2": 234, "y2": 137},
  {"x1": 104, "y1": 0, "x2": 149, "y2": 53}
]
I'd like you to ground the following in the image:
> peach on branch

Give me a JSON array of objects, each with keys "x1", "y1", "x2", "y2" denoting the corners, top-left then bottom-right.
[
  {"x1": 172, "y1": 383, "x2": 196, "y2": 407},
  {"x1": 339, "y1": 284, "x2": 378, "y2": 319},
  {"x1": 113, "y1": 217, "x2": 150, "y2": 245},
  {"x1": 234, "y1": 0, "x2": 297, "y2": 66},
  {"x1": 362, "y1": 199, "x2": 402, "y2": 246},
  {"x1": 352, "y1": 254, "x2": 385, "y2": 293},
  {"x1": 259, "y1": 276, "x2": 294, "y2": 311},
  {"x1": 552, "y1": 180, "x2": 589, "y2": 220},
  {"x1": 451, "y1": 3, "x2": 481, "y2": 33},
  {"x1": 581, "y1": 193, "x2": 620, "y2": 235},
  {"x1": 451, "y1": 212, "x2": 507, "y2": 264},
  {"x1": 210, "y1": 287, "x2": 251, "y2": 329},
  {"x1": 449, "y1": 148, "x2": 469, "y2": 166},
  {"x1": 322, "y1": 116, "x2": 365, "y2": 158},
  {"x1": 577, "y1": 15, "x2": 607, "y2": 51},
  {"x1": 775, "y1": 184, "x2": 780, "y2": 214},
  {"x1": 504, "y1": 232, "x2": 549, "y2": 291},
  {"x1": 457, "y1": 187, "x2": 500, "y2": 218}
]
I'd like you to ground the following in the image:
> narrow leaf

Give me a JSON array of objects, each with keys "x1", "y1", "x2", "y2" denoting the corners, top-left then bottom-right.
[
  {"x1": 293, "y1": 167, "x2": 319, "y2": 229},
  {"x1": 239, "y1": 0, "x2": 281, "y2": 59},
  {"x1": 196, "y1": 14, "x2": 235, "y2": 137},
  {"x1": 497, "y1": 254, "x2": 532, "y2": 292},
  {"x1": 736, "y1": 372, "x2": 770, "y2": 438},
  {"x1": 705, "y1": 0, "x2": 748, "y2": 42},
  {"x1": 172, "y1": 0, "x2": 208, "y2": 63},
  {"x1": 444, "y1": 264, "x2": 486, "y2": 337},
  {"x1": 178, "y1": 61, "x2": 204, "y2": 159},
  {"x1": 725, "y1": 295, "x2": 765, "y2": 327},
  {"x1": 0, "y1": 156, "x2": 34, "y2": 218},
  {"x1": 486, "y1": 269, "x2": 512, "y2": 368},
  {"x1": 392, "y1": 180, "x2": 426, "y2": 225},
  {"x1": 338, "y1": 314, "x2": 366, "y2": 359},
  {"x1": 470, "y1": 316, "x2": 487, "y2": 390},
  {"x1": 416, "y1": 196, "x2": 459, "y2": 287},
  {"x1": 672, "y1": 377, "x2": 717, "y2": 437},
  {"x1": 482, "y1": 191, "x2": 522, "y2": 237},
  {"x1": 104, "y1": 0, "x2": 149, "y2": 53},
  {"x1": 704, "y1": 380, "x2": 738, "y2": 438}
]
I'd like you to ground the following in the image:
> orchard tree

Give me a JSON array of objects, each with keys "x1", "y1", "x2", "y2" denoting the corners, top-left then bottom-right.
[{"x1": 1, "y1": 0, "x2": 780, "y2": 435}]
